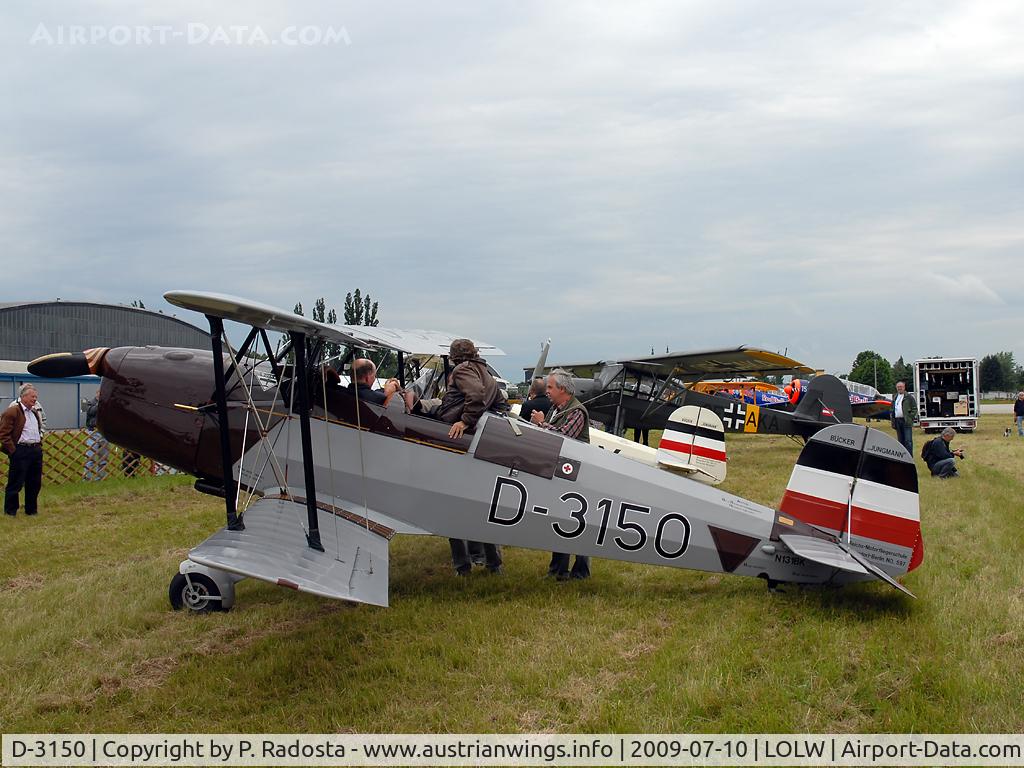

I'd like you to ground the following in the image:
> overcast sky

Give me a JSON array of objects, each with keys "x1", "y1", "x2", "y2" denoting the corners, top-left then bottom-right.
[{"x1": 3, "y1": 1, "x2": 1022, "y2": 380}]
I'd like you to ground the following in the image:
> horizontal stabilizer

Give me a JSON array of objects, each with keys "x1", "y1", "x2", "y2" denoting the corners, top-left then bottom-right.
[
  {"x1": 842, "y1": 543, "x2": 916, "y2": 598},
  {"x1": 779, "y1": 533, "x2": 869, "y2": 574},
  {"x1": 779, "y1": 534, "x2": 916, "y2": 597},
  {"x1": 188, "y1": 496, "x2": 390, "y2": 607}
]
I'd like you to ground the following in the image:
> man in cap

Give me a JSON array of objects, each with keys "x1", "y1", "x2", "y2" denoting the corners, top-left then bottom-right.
[
  {"x1": 419, "y1": 338, "x2": 509, "y2": 439},
  {"x1": 422, "y1": 338, "x2": 509, "y2": 574}
]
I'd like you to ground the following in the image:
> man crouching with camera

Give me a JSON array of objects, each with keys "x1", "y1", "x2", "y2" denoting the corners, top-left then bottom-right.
[{"x1": 921, "y1": 426, "x2": 964, "y2": 479}]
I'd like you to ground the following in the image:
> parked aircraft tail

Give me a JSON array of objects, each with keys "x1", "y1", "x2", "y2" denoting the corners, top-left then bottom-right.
[
  {"x1": 530, "y1": 339, "x2": 552, "y2": 382},
  {"x1": 793, "y1": 374, "x2": 853, "y2": 424},
  {"x1": 776, "y1": 423, "x2": 922, "y2": 594},
  {"x1": 656, "y1": 405, "x2": 727, "y2": 484}
]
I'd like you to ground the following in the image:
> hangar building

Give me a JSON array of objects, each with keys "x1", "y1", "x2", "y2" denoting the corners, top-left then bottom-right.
[{"x1": 1, "y1": 300, "x2": 209, "y2": 428}]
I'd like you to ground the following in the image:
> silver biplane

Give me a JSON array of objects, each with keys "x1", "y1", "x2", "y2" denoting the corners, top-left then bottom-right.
[{"x1": 29, "y1": 291, "x2": 924, "y2": 611}]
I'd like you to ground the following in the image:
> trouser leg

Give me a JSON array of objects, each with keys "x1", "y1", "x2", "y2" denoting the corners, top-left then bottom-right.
[
  {"x1": 449, "y1": 539, "x2": 471, "y2": 573},
  {"x1": 570, "y1": 555, "x2": 591, "y2": 579},
  {"x1": 467, "y1": 540, "x2": 485, "y2": 564},
  {"x1": 23, "y1": 447, "x2": 42, "y2": 514},
  {"x1": 1017, "y1": 416, "x2": 1023, "y2": 436},
  {"x1": 482, "y1": 543, "x2": 502, "y2": 571},
  {"x1": 548, "y1": 552, "x2": 569, "y2": 576},
  {"x1": 932, "y1": 458, "x2": 957, "y2": 477},
  {"x1": 901, "y1": 424, "x2": 913, "y2": 455},
  {"x1": 5, "y1": 447, "x2": 29, "y2": 514}
]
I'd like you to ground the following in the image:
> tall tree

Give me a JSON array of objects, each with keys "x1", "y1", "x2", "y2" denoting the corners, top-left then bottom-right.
[
  {"x1": 891, "y1": 356, "x2": 913, "y2": 390},
  {"x1": 344, "y1": 289, "x2": 379, "y2": 327},
  {"x1": 995, "y1": 351, "x2": 1016, "y2": 392},
  {"x1": 848, "y1": 350, "x2": 894, "y2": 394},
  {"x1": 293, "y1": 302, "x2": 303, "y2": 316},
  {"x1": 979, "y1": 354, "x2": 1005, "y2": 392},
  {"x1": 131, "y1": 299, "x2": 146, "y2": 309},
  {"x1": 312, "y1": 297, "x2": 327, "y2": 323}
]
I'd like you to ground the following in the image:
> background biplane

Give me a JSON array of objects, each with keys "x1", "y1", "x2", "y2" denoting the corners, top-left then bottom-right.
[
  {"x1": 527, "y1": 348, "x2": 857, "y2": 442},
  {"x1": 29, "y1": 292, "x2": 922, "y2": 611}
]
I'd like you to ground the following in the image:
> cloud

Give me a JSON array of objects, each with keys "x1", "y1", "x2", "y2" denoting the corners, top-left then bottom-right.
[
  {"x1": 2, "y1": 0, "x2": 1023, "y2": 379},
  {"x1": 924, "y1": 273, "x2": 1003, "y2": 304}
]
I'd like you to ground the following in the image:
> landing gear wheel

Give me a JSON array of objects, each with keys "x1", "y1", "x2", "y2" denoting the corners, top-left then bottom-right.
[{"x1": 169, "y1": 572, "x2": 225, "y2": 613}]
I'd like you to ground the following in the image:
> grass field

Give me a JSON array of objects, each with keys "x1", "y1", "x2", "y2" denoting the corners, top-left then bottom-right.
[{"x1": 2, "y1": 416, "x2": 1023, "y2": 734}]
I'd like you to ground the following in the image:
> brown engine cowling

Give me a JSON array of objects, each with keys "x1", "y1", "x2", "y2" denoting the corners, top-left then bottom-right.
[
  {"x1": 96, "y1": 346, "x2": 217, "y2": 476},
  {"x1": 30, "y1": 346, "x2": 269, "y2": 483}
]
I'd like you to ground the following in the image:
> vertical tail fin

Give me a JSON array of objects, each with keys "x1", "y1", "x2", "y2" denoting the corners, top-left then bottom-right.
[
  {"x1": 530, "y1": 339, "x2": 551, "y2": 381},
  {"x1": 656, "y1": 405, "x2": 727, "y2": 484},
  {"x1": 779, "y1": 423, "x2": 922, "y2": 576},
  {"x1": 793, "y1": 374, "x2": 853, "y2": 423}
]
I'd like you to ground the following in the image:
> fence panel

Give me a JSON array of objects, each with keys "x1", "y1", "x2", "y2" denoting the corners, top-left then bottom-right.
[{"x1": 0, "y1": 429, "x2": 177, "y2": 485}]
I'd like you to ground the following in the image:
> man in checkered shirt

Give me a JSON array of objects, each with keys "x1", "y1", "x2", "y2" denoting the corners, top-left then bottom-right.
[{"x1": 530, "y1": 369, "x2": 592, "y2": 578}]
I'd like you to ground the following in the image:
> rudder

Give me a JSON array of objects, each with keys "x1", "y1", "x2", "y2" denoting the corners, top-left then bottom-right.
[{"x1": 779, "y1": 423, "x2": 922, "y2": 577}]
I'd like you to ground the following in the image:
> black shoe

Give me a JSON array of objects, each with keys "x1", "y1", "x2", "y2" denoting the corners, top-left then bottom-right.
[
  {"x1": 4, "y1": 511, "x2": 15, "y2": 517},
  {"x1": 487, "y1": 565, "x2": 504, "y2": 575},
  {"x1": 555, "y1": 571, "x2": 571, "y2": 581},
  {"x1": 455, "y1": 566, "x2": 471, "y2": 577},
  {"x1": 570, "y1": 571, "x2": 589, "y2": 580},
  {"x1": 25, "y1": 511, "x2": 37, "y2": 516}
]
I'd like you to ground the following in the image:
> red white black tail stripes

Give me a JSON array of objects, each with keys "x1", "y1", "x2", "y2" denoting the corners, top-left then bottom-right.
[
  {"x1": 657, "y1": 406, "x2": 727, "y2": 484},
  {"x1": 780, "y1": 424, "x2": 923, "y2": 575}
]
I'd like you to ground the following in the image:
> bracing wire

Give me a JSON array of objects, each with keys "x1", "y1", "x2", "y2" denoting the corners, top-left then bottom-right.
[
  {"x1": 220, "y1": 333, "x2": 288, "y2": 500},
  {"x1": 319, "y1": 363, "x2": 343, "y2": 560},
  {"x1": 349, "y1": 358, "x2": 373, "y2": 534}
]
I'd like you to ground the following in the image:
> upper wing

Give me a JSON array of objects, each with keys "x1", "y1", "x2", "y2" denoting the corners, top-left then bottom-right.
[
  {"x1": 164, "y1": 292, "x2": 505, "y2": 358},
  {"x1": 621, "y1": 347, "x2": 814, "y2": 380},
  {"x1": 164, "y1": 291, "x2": 378, "y2": 348},
  {"x1": 339, "y1": 326, "x2": 505, "y2": 357},
  {"x1": 530, "y1": 348, "x2": 812, "y2": 381},
  {"x1": 524, "y1": 360, "x2": 607, "y2": 379}
]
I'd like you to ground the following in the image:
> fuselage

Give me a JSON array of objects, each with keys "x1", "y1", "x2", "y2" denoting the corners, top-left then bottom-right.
[{"x1": 91, "y1": 345, "x2": 896, "y2": 588}]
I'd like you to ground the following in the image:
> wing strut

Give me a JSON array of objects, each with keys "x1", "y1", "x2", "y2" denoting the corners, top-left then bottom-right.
[
  {"x1": 613, "y1": 366, "x2": 627, "y2": 436},
  {"x1": 206, "y1": 316, "x2": 244, "y2": 531},
  {"x1": 637, "y1": 368, "x2": 679, "y2": 425},
  {"x1": 291, "y1": 331, "x2": 325, "y2": 552}
]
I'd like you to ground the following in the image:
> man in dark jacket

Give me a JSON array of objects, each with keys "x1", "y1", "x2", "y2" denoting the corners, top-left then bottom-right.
[
  {"x1": 1, "y1": 384, "x2": 44, "y2": 515},
  {"x1": 347, "y1": 358, "x2": 401, "y2": 406},
  {"x1": 429, "y1": 339, "x2": 509, "y2": 575},
  {"x1": 518, "y1": 377, "x2": 552, "y2": 423},
  {"x1": 1014, "y1": 391, "x2": 1024, "y2": 437},
  {"x1": 890, "y1": 380, "x2": 919, "y2": 454},
  {"x1": 922, "y1": 427, "x2": 963, "y2": 478}
]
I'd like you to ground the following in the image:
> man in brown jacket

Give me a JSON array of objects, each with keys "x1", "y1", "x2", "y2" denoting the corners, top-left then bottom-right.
[
  {"x1": 1, "y1": 384, "x2": 45, "y2": 516},
  {"x1": 422, "y1": 339, "x2": 509, "y2": 575},
  {"x1": 419, "y1": 338, "x2": 509, "y2": 439}
]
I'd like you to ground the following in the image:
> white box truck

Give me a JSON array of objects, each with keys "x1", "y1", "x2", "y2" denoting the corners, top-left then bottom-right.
[{"x1": 914, "y1": 356, "x2": 980, "y2": 433}]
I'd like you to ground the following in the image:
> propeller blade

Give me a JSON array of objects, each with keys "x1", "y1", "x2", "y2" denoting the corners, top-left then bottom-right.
[{"x1": 28, "y1": 348, "x2": 109, "y2": 378}]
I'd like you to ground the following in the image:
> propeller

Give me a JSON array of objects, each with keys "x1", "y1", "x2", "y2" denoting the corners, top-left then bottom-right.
[{"x1": 28, "y1": 348, "x2": 110, "y2": 378}]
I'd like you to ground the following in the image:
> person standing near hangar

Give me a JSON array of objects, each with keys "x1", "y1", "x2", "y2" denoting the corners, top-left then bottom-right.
[{"x1": 1, "y1": 384, "x2": 44, "y2": 516}]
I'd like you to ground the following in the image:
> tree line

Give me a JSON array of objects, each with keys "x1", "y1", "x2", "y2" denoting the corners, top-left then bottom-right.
[
  {"x1": 843, "y1": 350, "x2": 1021, "y2": 393},
  {"x1": 292, "y1": 290, "x2": 386, "y2": 369}
]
